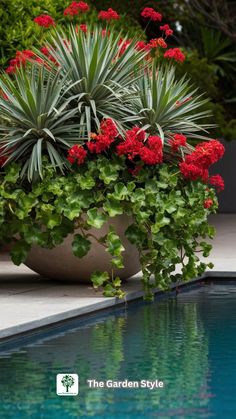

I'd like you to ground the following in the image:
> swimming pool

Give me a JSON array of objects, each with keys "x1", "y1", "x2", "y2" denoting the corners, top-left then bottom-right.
[{"x1": 0, "y1": 282, "x2": 236, "y2": 418}]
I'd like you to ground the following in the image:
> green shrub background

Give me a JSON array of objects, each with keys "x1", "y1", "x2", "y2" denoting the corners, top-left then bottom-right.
[{"x1": 0, "y1": 0, "x2": 144, "y2": 68}]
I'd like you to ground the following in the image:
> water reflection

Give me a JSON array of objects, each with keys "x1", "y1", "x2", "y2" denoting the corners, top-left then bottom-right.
[{"x1": 0, "y1": 294, "x2": 210, "y2": 418}]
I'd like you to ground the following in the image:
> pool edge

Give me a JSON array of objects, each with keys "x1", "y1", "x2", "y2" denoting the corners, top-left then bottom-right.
[{"x1": 1, "y1": 270, "x2": 236, "y2": 343}]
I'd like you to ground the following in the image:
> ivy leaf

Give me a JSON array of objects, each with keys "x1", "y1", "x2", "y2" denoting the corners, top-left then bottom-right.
[
  {"x1": 151, "y1": 216, "x2": 170, "y2": 234},
  {"x1": 103, "y1": 283, "x2": 117, "y2": 297},
  {"x1": 111, "y1": 256, "x2": 124, "y2": 268},
  {"x1": 4, "y1": 163, "x2": 20, "y2": 183},
  {"x1": 125, "y1": 224, "x2": 147, "y2": 246},
  {"x1": 46, "y1": 213, "x2": 62, "y2": 229},
  {"x1": 106, "y1": 227, "x2": 125, "y2": 257},
  {"x1": 112, "y1": 183, "x2": 129, "y2": 200},
  {"x1": 10, "y1": 240, "x2": 30, "y2": 265},
  {"x1": 72, "y1": 234, "x2": 91, "y2": 258},
  {"x1": 113, "y1": 276, "x2": 122, "y2": 288},
  {"x1": 103, "y1": 198, "x2": 123, "y2": 217},
  {"x1": 78, "y1": 175, "x2": 95, "y2": 190},
  {"x1": 91, "y1": 271, "x2": 109, "y2": 288},
  {"x1": 98, "y1": 162, "x2": 119, "y2": 184},
  {"x1": 87, "y1": 208, "x2": 108, "y2": 229}
]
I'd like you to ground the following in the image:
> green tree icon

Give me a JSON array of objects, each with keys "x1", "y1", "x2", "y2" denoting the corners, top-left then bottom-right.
[{"x1": 61, "y1": 375, "x2": 75, "y2": 393}]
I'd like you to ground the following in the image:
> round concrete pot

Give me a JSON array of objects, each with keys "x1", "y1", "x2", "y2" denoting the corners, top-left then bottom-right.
[{"x1": 24, "y1": 215, "x2": 140, "y2": 282}]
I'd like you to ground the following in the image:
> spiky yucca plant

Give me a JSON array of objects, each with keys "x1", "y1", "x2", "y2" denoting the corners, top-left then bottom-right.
[
  {"x1": 44, "y1": 26, "x2": 148, "y2": 135},
  {"x1": 126, "y1": 64, "x2": 213, "y2": 145},
  {"x1": 0, "y1": 67, "x2": 83, "y2": 180}
]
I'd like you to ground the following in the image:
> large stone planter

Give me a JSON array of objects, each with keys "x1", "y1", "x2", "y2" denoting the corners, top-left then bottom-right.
[{"x1": 24, "y1": 215, "x2": 140, "y2": 282}]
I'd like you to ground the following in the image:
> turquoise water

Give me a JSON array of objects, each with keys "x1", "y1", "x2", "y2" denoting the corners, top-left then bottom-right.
[{"x1": 0, "y1": 282, "x2": 236, "y2": 418}]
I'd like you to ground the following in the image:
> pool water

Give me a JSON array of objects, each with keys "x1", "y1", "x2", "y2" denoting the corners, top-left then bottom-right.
[{"x1": 0, "y1": 283, "x2": 236, "y2": 418}]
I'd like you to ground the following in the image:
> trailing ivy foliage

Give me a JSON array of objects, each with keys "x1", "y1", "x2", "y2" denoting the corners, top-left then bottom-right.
[{"x1": 0, "y1": 158, "x2": 216, "y2": 300}]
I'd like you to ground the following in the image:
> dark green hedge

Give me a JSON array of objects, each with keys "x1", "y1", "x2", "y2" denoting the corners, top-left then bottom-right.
[{"x1": 0, "y1": 0, "x2": 144, "y2": 68}]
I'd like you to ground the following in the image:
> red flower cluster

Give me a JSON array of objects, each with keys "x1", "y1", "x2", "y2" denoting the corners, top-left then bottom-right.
[
  {"x1": 116, "y1": 127, "x2": 163, "y2": 165},
  {"x1": 149, "y1": 38, "x2": 167, "y2": 49},
  {"x1": 135, "y1": 41, "x2": 151, "y2": 52},
  {"x1": 116, "y1": 127, "x2": 146, "y2": 160},
  {"x1": 98, "y1": 8, "x2": 120, "y2": 21},
  {"x1": 160, "y1": 24, "x2": 173, "y2": 37},
  {"x1": 179, "y1": 162, "x2": 206, "y2": 181},
  {"x1": 6, "y1": 50, "x2": 35, "y2": 74},
  {"x1": 40, "y1": 46, "x2": 58, "y2": 65},
  {"x1": 169, "y1": 134, "x2": 187, "y2": 152},
  {"x1": 140, "y1": 136, "x2": 163, "y2": 165},
  {"x1": 204, "y1": 198, "x2": 213, "y2": 209},
  {"x1": 118, "y1": 38, "x2": 132, "y2": 56},
  {"x1": 209, "y1": 174, "x2": 224, "y2": 192},
  {"x1": 79, "y1": 24, "x2": 88, "y2": 33},
  {"x1": 179, "y1": 139, "x2": 225, "y2": 184},
  {"x1": 34, "y1": 15, "x2": 55, "y2": 28},
  {"x1": 87, "y1": 119, "x2": 118, "y2": 154},
  {"x1": 64, "y1": 1, "x2": 89, "y2": 16},
  {"x1": 191, "y1": 140, "x2": 225, "y2": 168},
  {"x1": 141, "y1": 7, "x2": 162, "y2": 22},
  {"x1": 67, "y1": 145, "x2": 87, "y2": 165},
  {"x1": 164, "y1": 48, "x2": 185, "y2": 63}
]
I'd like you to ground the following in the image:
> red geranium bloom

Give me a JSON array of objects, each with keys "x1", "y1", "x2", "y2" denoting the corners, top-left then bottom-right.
[
  {"x1": 34, "y1": 15, "x2": 55, "y2": 28},
  {"x1": 166, "y1": 29, "x2": 173, "y2": 36},
  {"x1": 160, "y1": 24, "x2": 173, "y2": 37},
  {"x1": 118, "y1": 38, "x2": 132, "y2": 56},
  {"x1": 186, "y1": 140, "x2": 225, "y2": 169},
  {"x1": 100, "y1": 118, "x2": 118, "y2": 138},
  {"x1": 5, "y1": 49, "x2": 36, "y2": 73},
  {"x1": 135, "y1": 41, "x2": 151, "y2": 52},
  {"x1": 116, "y1": 127, "x2": 145, "y2": 160},
  {"x1": 169, "y1": 134, "x2": 187, "y2": 152},
  {"x1": 64, "y1": 1, "x2": 89, "y2": 16},
  {"x1": 79, "y1": 24, "x2": 87, "y2": 33},
  {"x1": 209, "y1": 174, "x2": 224, "y2": 192},
  {"x1": 5, "y1": 66, "x2": 16, "y2": 74},
  {"x1": 98, "y1": 8, "x2": 120, "y2": 21},
  {"x1": 148, "y1": 38, "x2": 167, "y2": 49},
  {"x1": 157, "y1": 37, "x2": 167, "y2": 48},
  {"x1": 179, "y1": 139, "x2": 225, "y2": 183},
  {"x1": 76, "y1": 1, "x2": 89, "y2": 12},
  {"x1": 204, "y1": 198, "x2": 213, "y2": 209},
  {"x1": 164, "y1": 48, "x2": 185, "y2": 63},
  {"x1": 141, "y1": 7, "x2": 162, "y2": 22},
  {"x1": 40, "y1": 46, "x2": 59, "y2": 65},
  {"x1": 87, "y1": 119, "x2": 118, "y2": 154},
  {"x1": 179, "y1": 162, "x2": 205, "y2": 181},
  {"x1": 67, "y1": 145, "x2": 87, "y2": 165},
  {"x1": 140, "y1": 135, "x2": 163, "y2": 164}
]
